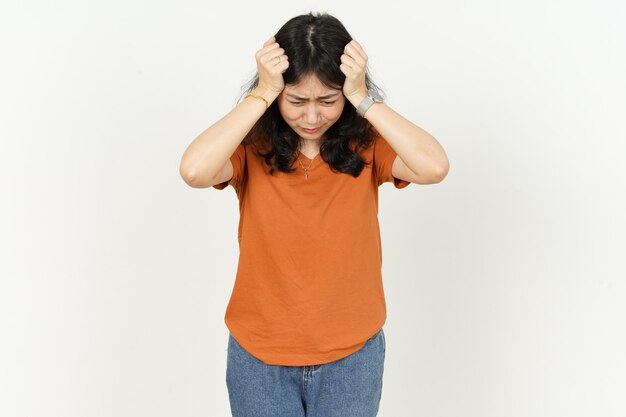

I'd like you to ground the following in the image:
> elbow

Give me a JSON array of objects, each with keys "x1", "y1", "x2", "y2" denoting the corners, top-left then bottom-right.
[
  {"x1": 181, "y1": 172, "x2": 214, "y2": 189},
  {"x1": 180, "y1": 168, "x2": 198, "y2": 188},
  {"x1": 179, "y1": 164, "x2": 209, "y2": 188},
  {"x1": 439, "y1": 161, "x2": 450, "y2": 180},
  {"x1": 179, "y1": 156, "x2": 194, "y2": 185},
  {"x1": 431, "y1": 161, "x2": 450, "y2": 184},
  {"x1": 179, "y1": 160, "x2": 195, "y2": 186}
]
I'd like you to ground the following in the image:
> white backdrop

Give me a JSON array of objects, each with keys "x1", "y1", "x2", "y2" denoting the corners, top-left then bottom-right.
[{"x1": 1, "y1": 1, "x2": 625, "y2": 416}]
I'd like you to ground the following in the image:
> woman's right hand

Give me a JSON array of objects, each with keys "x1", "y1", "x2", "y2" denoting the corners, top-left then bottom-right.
[{"x1": 255, "y1": 36, "x2": 289, "y2": 95}]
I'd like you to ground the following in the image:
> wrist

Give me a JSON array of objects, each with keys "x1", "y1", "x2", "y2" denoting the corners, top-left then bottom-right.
[
  {"x1": 252, "y1": 86, "x2": 280, "y2": 104},
  {"x1": 346, "y1": 90, "x2": 368, "y2": 108}
]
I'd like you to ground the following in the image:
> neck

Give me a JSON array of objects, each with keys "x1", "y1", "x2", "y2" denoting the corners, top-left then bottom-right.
[{"x1": 299, "y1": 138, "x2": 322, "y2": 153}]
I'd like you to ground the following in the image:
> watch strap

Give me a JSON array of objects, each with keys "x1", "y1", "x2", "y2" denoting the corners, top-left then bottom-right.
[{"x1": 356, "y1": 95, "x2": 375, "y2": 117}]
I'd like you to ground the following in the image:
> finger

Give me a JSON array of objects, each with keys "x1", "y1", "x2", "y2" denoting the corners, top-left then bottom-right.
[
  {"x1": 345, "y1": 40, "x2": 367, "y2": 64},
  {"x1": 347, "y1": 39, "x2": 368, "y2": 59},
  {"x1": 261, "y1": 48, "x2": 287, "y2": 64},
  {"x1": 271, "y1": 55, "x2": 288, "y2": 67},
  {"x1": 263, "y1": 36, "x2": 276, "y2": 47},
  {"x1": 278, "y1": 60, "x2": 290, "y2": 74},
  {"x1": 339, "y1": 63, "x2": 351, "y2": 76},
  {"x1": 339, "y1": 63, "x2": 359, "y2": 81},
  {"x1": 342, "y1": 51, "x2": 364, "y2": 70},
  {"x1": 340, "y1": 53, "x2": 360, "y2": 71},
  {"x1": 259, "y1": 41, "x2": 280, "y2": 56},
  {"x1": 263, "y1": 42, "x2": 280, "y2": 52},
  {"x1": 255, "y1": 42, "x2": 279, "y2": 61},
  {"x1": 344, "y1": 43, "x2": 367, "y2": 66}
]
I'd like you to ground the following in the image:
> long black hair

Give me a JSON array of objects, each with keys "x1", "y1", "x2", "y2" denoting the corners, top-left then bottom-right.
[{"x1": 241, "y1": 12, "x2": 385, "y2": 177}]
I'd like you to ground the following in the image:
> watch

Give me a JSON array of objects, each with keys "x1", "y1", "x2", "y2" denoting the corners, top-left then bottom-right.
[{"x1": 356, "y1": 90, "x2": 384, "y2": 117}]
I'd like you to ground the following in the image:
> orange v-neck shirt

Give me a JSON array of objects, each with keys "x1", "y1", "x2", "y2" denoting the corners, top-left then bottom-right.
[{"x1": 212, "y1": 135, "x2": 410, "y2": 365}]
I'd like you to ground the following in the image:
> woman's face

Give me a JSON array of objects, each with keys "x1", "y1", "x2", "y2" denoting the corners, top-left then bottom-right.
[{"x1": 277, "y1": 73, "x2": 346, "y2": 142}]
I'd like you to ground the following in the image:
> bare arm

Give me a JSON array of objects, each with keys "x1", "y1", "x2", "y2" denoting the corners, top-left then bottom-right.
[
  {"x1": 358, "y1": 101, "x2": 449, "y2": 184},
  {"x1": 179, "y1": 88, "x2": 278, "y2": 188},
  {"x1": 340, "y1": 40, "x2": 449, "y2": 185},
  {"x1": 179, "y1": 37, "x2": 288, "y2": 188}
]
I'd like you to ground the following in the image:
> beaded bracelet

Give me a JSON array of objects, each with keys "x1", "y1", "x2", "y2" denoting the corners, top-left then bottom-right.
[{"x1": 244, "y1": 93, "x2": 269, "y2": 110}]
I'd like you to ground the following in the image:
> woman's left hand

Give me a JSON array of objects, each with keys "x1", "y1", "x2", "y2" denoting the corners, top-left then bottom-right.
[{"x1": 340, "y1": 40, "x2": 369, "y2": 103}]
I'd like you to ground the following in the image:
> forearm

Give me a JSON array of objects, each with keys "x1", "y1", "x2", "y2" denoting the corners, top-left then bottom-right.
[
  {"x1": 179, "y1": 88, "x2": 278, "y2": 186},
  {"x1": 347, "y1": 93, "x2": 449, "y2": 179}
]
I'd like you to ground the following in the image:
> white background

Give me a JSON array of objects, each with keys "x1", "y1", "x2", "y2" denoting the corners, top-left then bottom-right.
[{"x1": 1, "y1": 1, "x2": 625, "y2": 416}]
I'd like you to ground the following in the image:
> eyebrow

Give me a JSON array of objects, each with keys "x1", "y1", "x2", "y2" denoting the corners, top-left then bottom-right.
[{"x1": 285, "y1": 92, "x2": 340, "y2": 100}]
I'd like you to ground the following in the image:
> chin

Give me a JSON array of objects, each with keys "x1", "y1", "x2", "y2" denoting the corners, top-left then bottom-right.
[{"x1": 297, "y1": 130, "x2": 318, "y2": 137}]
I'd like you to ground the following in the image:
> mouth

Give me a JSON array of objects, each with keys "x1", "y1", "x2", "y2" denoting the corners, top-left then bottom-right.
[{"x1": 301, "y1": 127, "x2": 321, "y2": 134}]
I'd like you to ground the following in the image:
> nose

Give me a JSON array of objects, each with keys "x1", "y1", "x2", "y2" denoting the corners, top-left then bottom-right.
[{"x1": 303, "y1": 103, "x2": 321, "y2": 125}]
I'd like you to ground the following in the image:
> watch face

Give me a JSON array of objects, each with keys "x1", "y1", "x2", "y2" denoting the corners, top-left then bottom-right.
[{"x1": 369, "y1": 89, "x2": 384, "y2": 102}]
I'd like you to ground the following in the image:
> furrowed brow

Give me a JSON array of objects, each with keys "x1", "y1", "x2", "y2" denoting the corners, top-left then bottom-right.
[{"x1": 285, "y1": 92, "x2": 340, "y2": 100}]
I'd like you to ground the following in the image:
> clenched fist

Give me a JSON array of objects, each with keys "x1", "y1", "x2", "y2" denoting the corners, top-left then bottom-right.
[{"x1": 255, "y1": 36, "x2": 290, "y2": 95}]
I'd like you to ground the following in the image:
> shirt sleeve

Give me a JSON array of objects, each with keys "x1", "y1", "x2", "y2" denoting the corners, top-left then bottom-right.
[
  {"x1": 373, "y1": 135, "x2": 411, "y2": 189},
  {"x1": 212, "y1": 142, "x2": 246, "y2": 191}
]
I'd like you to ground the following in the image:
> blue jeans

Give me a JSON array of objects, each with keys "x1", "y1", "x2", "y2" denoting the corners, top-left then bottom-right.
[{"x1": 226, "y1": 328, "x2": 386, "y2": 417}]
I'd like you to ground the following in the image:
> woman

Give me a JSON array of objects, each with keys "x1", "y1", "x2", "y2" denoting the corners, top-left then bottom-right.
[{"x1": 180, "y1": 12, "x2": 449, "y2": 417}]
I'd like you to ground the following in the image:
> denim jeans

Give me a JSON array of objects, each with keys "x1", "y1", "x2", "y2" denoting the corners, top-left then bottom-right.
[{"x1": 226, "y1": 328, "x2": 386, "y2": 417}]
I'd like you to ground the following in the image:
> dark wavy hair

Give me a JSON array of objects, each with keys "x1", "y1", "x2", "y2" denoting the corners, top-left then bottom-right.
[{"x1": 240, "y1": 11, "x2": 385, "y2": 177}]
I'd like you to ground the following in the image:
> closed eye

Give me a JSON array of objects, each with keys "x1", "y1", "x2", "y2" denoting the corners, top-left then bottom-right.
[{"x1": 288, "y1": 100, "x2": 337, "y2": 106}]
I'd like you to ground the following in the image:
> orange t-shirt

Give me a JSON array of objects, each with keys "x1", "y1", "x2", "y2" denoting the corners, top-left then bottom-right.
[{"x1": 212, "y1": 135, "x2": 410, "y2": 365}]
